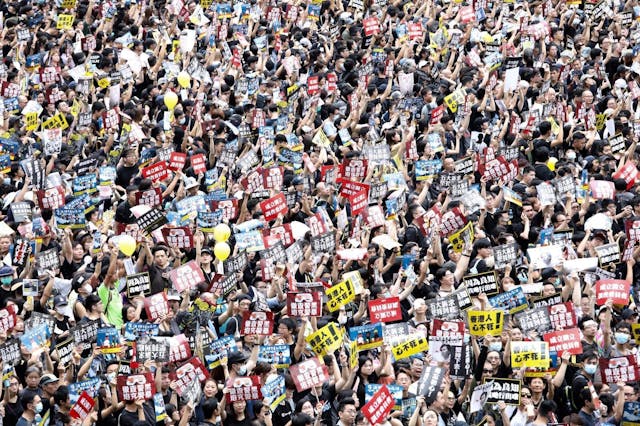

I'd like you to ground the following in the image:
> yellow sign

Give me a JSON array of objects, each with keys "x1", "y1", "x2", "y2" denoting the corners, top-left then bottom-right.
[
  {"x1": 511, "y1": 341, "x2": 550, "y2": 368},
  {"x1": 448, "y1": 222, "x2": 474, "y2": 253},
  {"x1": 326, "y1": 280, "x2": 355, "y2": 312},
  {"x1": 70, "y1": 99, "x2": 81, "y2": 117},
  {"x1": 596, "y1": 113, "x2": 606, "y2": 131},
  {"x1": 41, "y1": 112, "x2": 69, "y2": 131},
  {"x1": 56, "y1": 14, "x2": 75, "y2": 30},
  {"x1": 444, "y1": 89, "x2": 466, "y2": 113},
  {"x1": 200, "y1": 0, "x2": 213, "y2": 8},
  {"x1": 349, "y1": 340, "x2": 358, "y2": 369},
  {"x1": 312, "y1": 129, "x2": 331, "y2": 148},
  {"x1": 61, "y1": 0, "x2": 77, "y2": 8},
  {"x1": 632, "y1": 323, "x2": 640, "y2": 342},
  {"x1": 468, "y1": 310, "x2": 504, "y2": 336},
  {"x1": 306, "y1": 323, "x2": 344, "y2": 356},
  {"x1": 25, "y1": 112, "x2": 39, "y2": 131},
  {"x1": 391, "y1": 335, "x2": 429, "y2": 360}
]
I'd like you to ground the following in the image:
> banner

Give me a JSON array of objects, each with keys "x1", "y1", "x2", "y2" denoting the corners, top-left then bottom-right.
[
  {"x1": 515, "y1": 306, "x2": 552, "y2": 334},
  {"x1": 257, "y1": 345, "x2": 291, "y2": 368},
  {"x1": 548, "y1": 302, "x2": 577, "y2": 330},
  {"x1": 69, "y1": 391, "x2": 95, "y2": 420},
  {"x1": 488, "y1": 287, "x2": 528, "y2": 314}
]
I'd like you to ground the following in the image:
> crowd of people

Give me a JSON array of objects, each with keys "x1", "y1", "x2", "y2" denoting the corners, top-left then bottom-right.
[{"x1": 0, "y1": 0, "x2": 640, "y2": 426}]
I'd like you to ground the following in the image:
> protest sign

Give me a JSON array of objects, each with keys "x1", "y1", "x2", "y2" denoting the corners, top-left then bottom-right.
[
  {"x1": 484, "y1": 378, "x2": 521, "y2": 406},
  {"x1": 595, "y1": 243, "x2": 621, "y2": 267},
  {"x1": 136, "y1": 339, "x2": 170, "y2": 363},
  {"x1": 595, "y1": 279, "x2": 631, "y2": 305},
  {"x1": 368, "y1": 297, "x2": 402, "y2": 323},
  {"x1": 167, "y1": 261, "x2": 206, "y2": 293},
  {"x1": 144, "y1": 293, "x2": 170, "y2": 322},
  {"x1": 549, "y1": 302, "x2": 577, "y2": 330},
  {"x1": 543, "y1": 328, "x2": 582, "y2": 356},
  {"x1": 289, "y1": 358, "x2": 329, "y2": 391},
  {"x1": 286, "y1": 292, "x2": 322, "y2": 317},
  {"x1": 600, "y1": 356, "x2": 638, "y2": 384},
  {"x1": 361, "y1": 385, "x2": 394, "y2": 425},
  {"x1": 117, "y1": 373, "x2": 154, "y2": 401},
  {"x1": 462, "y1": 271, "x2": 499, "y2": 297},
  {"x1": 510, "y1": 341, "x2": 550, "y2": 368},
  {"x1": 349, "y1": 323, "x2": 383, "y2": 351},
  {"x1": 468, "y1": 310, "x2": 504, "y2": 336},
  {"x1": 258, "y1": 345, "x2": 291, "y2": 368},
  {"x1": 69, "y1": 391, "x2": 96, "y2": 421},
  {"x1": 307, "y1": 323, "x2": 345, "y2": 355},
  {"x1": 391, "y1": 335, "x2": 430, "y2": 360},
  {"x1": 241, "y1": 311, "x2": 274, "y2": 335},
  {"x1": 126, "y1": 272, "x2": 151, "y2": 298}
]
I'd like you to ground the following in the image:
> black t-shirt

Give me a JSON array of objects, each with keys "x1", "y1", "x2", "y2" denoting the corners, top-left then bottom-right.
[
  {"x1": 115, "y1": 164, "x2": 140, "y2": 188},
  {"x1": 115, "y1": 201, "x2": 136, "y2": 225},
  {"x1": 117, "y1": 403, "x2": 156, "y2": 426},
  {"x1": 4, "y1": 399, "x2": 23, "y2": 426},
  {"x1": 61, "y1": 258, "x2": 83, "y2": 279},
  {"x1": 148, "y1": 263, "x2": 172, "y2": 295}
]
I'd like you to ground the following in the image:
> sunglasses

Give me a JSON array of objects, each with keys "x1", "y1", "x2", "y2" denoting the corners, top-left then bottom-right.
[
  {"x1": 482, "y1": 369, "x2": 493, "y2": 373},
  {"x1": 521, "y1": 393, "x2": 531, "y2": 397}
]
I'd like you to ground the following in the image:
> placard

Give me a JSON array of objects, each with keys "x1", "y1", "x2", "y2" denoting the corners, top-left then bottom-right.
[
  {"x1": 391, "y1": 335, "x2": 430, "y2": 360},
  {"x1": 514, "y1": 306, "x2": 552, "y2": 334},
  {"x1": 241, "y1": 311, "x2": 274, "y2": 335},
  {"x1": 225, "y1": 376, "x2": 263, "y2": 402},
  {"x1": 289, "y1": 358, "x2": 329, "y2": 391},
  {"x1": 162, "y1": 227, "x2": 194, "y2": 249},
  {"x1": 510, "y1": 341, "x2": 550, "y2": 368},
  {"x1": 117, "y1": 373, "x2": 154, "y2": 401},
  {"x1": 136, "y1": 208, "x2": 168, "y2": 234},
  {"x1": 549, "y1": 302, "x2": 577, "y2": 330},
  {"x1": 485, "y1": 378, "x2": 521, "y2": 406},
  {"x1": 259, "y1": 193, "x2": 288, "y2": 221},
  {"x1": 257, "y1": 345, "x2": 291, "y2": 368},
  {"x1": 286, "y1": 292, "x2": 322, "y2": 317},
  {"x1": 462, "y1": 271, "x2": 499, "y2": 297},
  {"x1": 468, "y1": 310, "x2": 503, "y2": 336},
  {"x1": 326, "y1": 279, "x2": 355, "y2": 312},
  {"x1": 361, "y1": 385, "x2": 394, "y2": 425},
  {"x1": 543, "y1": 328, "x2": 582, "y2": 356},
  {"x1": 126, "y1": 272, "x2": 151, "y2": 298},
  {"x1": 307, "y1": 323, "x2": 345, "y2": 355},
  {"x1": 595, "y1": 243, "x2": 621, "y2": 267},
  {"x1": 368, "y1": 297, "x2": 402, "y2": 323},
  {"x1": 349, "y1": 323, "x2": 383, "y2": 351},
  {"x1": 167, "y1": 260, "x2": 206, "y2": 293},
  {"x1": 595, "y1": 279, "x2": 630, "y2": 305},
  {"x1": 600, "y1": 356, "x2": 638, "y2": 384},
  {"x1": 144, "y1": 292, "x2": 169, "y2": 322},
  {"x1": 69, "y1": 391, "x2": 95, "y2": 421}
]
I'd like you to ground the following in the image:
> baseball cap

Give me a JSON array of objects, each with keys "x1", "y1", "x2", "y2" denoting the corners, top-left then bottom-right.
[
  {"x1": 53, "y1": 295, "x2": 68, "y2": 307},
  {"x1": 40, "y1": 374, "x2": 59, "y2": 386}
]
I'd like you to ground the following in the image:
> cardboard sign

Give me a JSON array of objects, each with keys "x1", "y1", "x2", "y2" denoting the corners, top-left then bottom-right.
[
  {"x1": 431, "y1": 319, "x2": 465, "y2": 342},
  {"x1": 135, "y1": 188, "x2": 163, "y2": 207},
  {"x1": 362, "y1": 385, "x2": 394, "y2": 425},
  {"x1": 417, "y1": 366, "x2": 446, "y2": 399},
  {"x1": 462, "y1": 271, "x2": 499, "y2": 297},
  {"x1": 493, "y1": 243, "x2": 519, "y2": 269},
  {"x1": 136, "y1": 208, "x2": 168, "y2": 234},
  {"x1": 613, "y1": 162, "x2": 639, "y2": 190},
  {"x1": 427, "y1": 287, "x2": 472, "y2": 320},
  {"x1": 515, "y1": 306, "x2": 552, "y2": 334},
  {"x1": 349, "y1": 188, "x2": 368, "y2": 216},
  {"x1": 310, "y1": 231, "x2": 336, "y2": 255},
  {"x1": 468, "y1": 310, "x2": 503, "y2": 336},
  {"x1": 259, "y1": 193, "x2": 288, "y2": 221},
  {"x1": 225, "y1": 376, "x2": 263, "y2": 402},
  {"x1": 307, "y1": 323, "x2": 345, "y2": 356},
  {"x1": 595, "y1": 279, "x2": 631, "y2": 305},
  {"x1": 96, "y1": 327, "x2": 121, "y2": 354},
  {"x1": 241, "y1": 311, "x2": 274, "y2": 335},
  {"x1": 543, "y1": 328, "x2": 582, "y2": 356},
  {"x1": 287, "y1": 292, "x2": 322, "y2": 317},
  {"x1": 368, "y1": 297, "x2": 402, "y2": 323},
  {"x1": 167, "y1": 260, "x2": 206, "y2": 293},
  {"x1": 126, "y1": 272, "x2": 151, "y2": 298},
  {"x1": 488, "y1": 287, "x2": 528, "y2": 314},
  {"x1": 117, "y1": 373, "x2": 154, "y2": 401},
  {"x1": 289, "y1": 358, "x2": 329, "y2": 391},
  {"x1": 0, "y1": 305, "x2": 16, "y2": 333},
  {"x1": 510, "y1": 341, "x2": 550, "y2": 368},
  {"x1": 600, "y1": 356, "x2": 638, "y2": 384}
]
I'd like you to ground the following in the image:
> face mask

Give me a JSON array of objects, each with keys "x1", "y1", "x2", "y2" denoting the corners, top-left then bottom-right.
[
  {"x1": 463, "y1": 334, "x2": 471, "y2": 344},
  {"x1": 34, "y1": 402, "x2": 43, "y2": 414},
  {"x1": 0, "y1": 277, "x2": 11, "y2": 287},
  {"x1": 238, "y1": 365, "x2": 247, "y2": 376},
  {"x1": 584, "y1": 364, "x2": 597, "y2": 375},
  {"x1": 615, "y1": 332, "x2": 630, "y2": 344},
  {"x1": 55, "y1": 307, "x2": 67, "y2": 315},
  {"x1": 179, "y1": 118, "x2": 186, "y2": 125},
  {"x1": 489, "y1": 342, "x2": 502, "y2": 352}
]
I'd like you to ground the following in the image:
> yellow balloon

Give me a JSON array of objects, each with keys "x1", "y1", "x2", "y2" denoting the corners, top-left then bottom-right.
[
  {"x1": 213, "y1": 223, "x2": 231, "y2": 243},
  {"x1": 547, "y1": 157, "x2": 558, "y2": 172},
  {"x1": 177, "y1": 71, "x2": 191, "y2": 89},
  {"x1": 118, "y1": 235, "x2": 137, "y2": 257},
  {"x1": 164, "y1": 91, "x2": 178, "y2": 110},
  {"x1": 214, "y1": 242, "x2": 231, "y2": 261}
]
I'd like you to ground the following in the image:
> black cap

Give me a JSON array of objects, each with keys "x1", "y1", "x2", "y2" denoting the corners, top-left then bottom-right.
[{"x1": 228, "y1": 351, "x2": 248, "y2": 366}]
